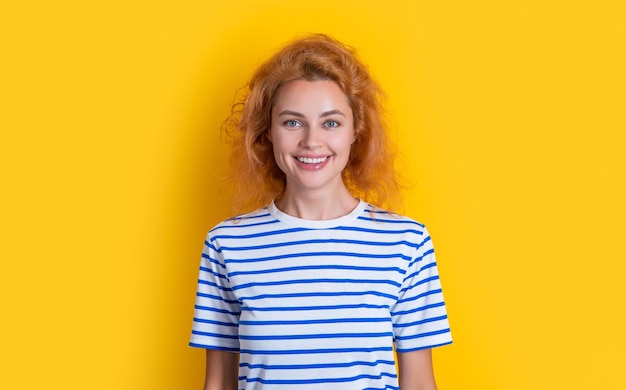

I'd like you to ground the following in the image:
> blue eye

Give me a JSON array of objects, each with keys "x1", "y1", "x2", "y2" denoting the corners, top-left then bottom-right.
[
  {"x1": 285, "y1": 120, "x2": 300, "y2": 127},
  {"x1": 325, "y1": 120, "x2": 340, "y2": 128}
]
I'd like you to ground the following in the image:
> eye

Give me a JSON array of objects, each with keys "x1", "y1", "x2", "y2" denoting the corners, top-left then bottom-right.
[
  {"x1": 324, "y1": 120, "x2": 340, "y2": 128},
  {"x1": 284, "y1": 120, "x2": 301, "y2": 128}
]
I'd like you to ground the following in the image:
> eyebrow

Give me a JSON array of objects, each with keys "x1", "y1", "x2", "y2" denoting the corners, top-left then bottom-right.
[{"x1": 277, "y1": 109, "x2": 346, "y2": 118}]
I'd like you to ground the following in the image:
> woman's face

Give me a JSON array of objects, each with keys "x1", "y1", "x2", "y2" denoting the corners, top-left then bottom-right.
[{"x1": 270, "y1": 79, "x2": 355, "y2": 196}]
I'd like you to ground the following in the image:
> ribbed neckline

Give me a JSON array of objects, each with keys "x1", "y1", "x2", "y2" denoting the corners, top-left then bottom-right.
[{"x1": 268, "y1": 199, "x2": 366, "y2": 229}]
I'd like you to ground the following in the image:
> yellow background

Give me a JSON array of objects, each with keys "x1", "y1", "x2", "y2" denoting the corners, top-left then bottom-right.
[{"x1": 1, "y1": 0, "x2": 625, "y2": 389}]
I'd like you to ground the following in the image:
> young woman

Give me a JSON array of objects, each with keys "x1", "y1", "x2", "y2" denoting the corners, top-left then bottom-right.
[{"x1": 190, "y1": 34, "x2": 452, "y2": 390}]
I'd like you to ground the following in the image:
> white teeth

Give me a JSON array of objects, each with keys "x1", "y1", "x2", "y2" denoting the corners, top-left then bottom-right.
[{"x1": 297, "y1": 156, "x2": 329, "y2": 164}]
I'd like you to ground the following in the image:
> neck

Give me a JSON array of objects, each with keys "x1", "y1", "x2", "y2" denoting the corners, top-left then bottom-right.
[{"x1": 275, "y1": 186, "x2": 359, "y2": 220}]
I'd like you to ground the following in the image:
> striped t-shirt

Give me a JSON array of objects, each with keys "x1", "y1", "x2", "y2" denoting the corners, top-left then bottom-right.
[{"x1": 190, "y1": 200, "x2": 452, "y2": 389}]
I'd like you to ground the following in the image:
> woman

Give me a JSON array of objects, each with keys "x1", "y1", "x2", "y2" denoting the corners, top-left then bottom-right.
[{"x1": 190, "y1": 34, "x2": 452, "y2": 390}]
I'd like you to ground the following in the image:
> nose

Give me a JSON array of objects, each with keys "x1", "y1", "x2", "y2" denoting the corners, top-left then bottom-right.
[{"x1": 299, "y1": 127, "x2": 322, "y2": 149}]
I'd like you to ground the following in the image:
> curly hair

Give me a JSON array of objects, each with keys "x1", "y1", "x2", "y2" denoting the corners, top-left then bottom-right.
[{"x1": 223, "y1": 34, "x2": 401, "y2": 215}]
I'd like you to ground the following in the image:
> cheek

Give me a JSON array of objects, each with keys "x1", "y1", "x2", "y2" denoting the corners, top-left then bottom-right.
[
  {"x1": 271, "y1": 131, "x2": 299, "y2": 153},
  {"x1": 331, "y1": 135, "x2": 356, "y2": 154},
  {"x1": 271, "y1": 143, "x2": 282, "y2": 164},
  {"x1": 270, "y1": 138, "x2": 292, "y2": 169}
]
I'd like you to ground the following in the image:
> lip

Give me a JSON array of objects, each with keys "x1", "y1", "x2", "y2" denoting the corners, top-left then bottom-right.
[{"x1": 293, "y1": 154, "x2": 332, "y2": 170}]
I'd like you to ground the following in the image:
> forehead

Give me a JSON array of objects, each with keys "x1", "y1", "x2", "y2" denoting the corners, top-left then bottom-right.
[{"x1": 272, "y1": 79, "x2": 352, "y2": 113}]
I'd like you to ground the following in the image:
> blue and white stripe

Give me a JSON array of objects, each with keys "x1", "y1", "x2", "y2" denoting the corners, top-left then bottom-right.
[{"x1": 191, "y1": 200, "x2": 451, "y2": 389}]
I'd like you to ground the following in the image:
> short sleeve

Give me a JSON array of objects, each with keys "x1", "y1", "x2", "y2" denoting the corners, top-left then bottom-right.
[
  {"x1": 391, "y1": 227, "x2": 452, "y2": 352},
  {"x1": 189, "y1": 232, "x2": 241, "y2": 351}
]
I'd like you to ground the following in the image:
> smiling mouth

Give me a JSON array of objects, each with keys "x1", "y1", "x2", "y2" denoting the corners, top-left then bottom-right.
[{"x1": 296, "y1": 156, "x2": 331, "y2": 164}]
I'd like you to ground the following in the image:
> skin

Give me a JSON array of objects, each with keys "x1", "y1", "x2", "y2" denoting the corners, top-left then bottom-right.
[
  {"x1": 397, "y1": 349, "x2": 438, "y2": 390},
  {"x1": 203, "y1": 350, "x2": 238, "y2": 390},
  {"x1": 203, "y1": 79, "x2": 438, "y2": 389},
  {"x1": 269, "y1": 79, "x2": 359, "y2": 220}
]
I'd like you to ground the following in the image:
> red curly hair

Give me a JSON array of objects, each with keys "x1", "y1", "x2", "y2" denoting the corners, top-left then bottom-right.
[{"x1": 223, "y1": 34, "x2": 401, "y2": 214}]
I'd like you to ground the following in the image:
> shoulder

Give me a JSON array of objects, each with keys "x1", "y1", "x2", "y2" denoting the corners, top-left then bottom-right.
[
  {"x1": 359, "y1": 203, "x2": 427, "y2": 233},
  {"x1": 206, "y1": 206, "x2": 279, "y2": 238}
]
